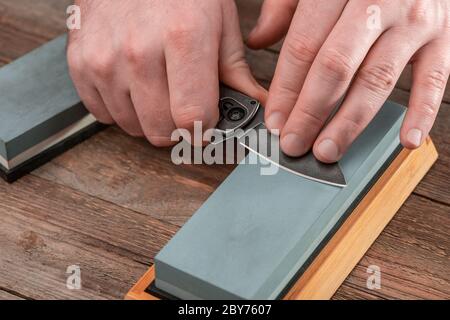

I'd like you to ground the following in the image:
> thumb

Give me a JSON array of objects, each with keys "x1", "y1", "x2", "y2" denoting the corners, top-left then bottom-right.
[
  {"x1": 246, "y1": 0, "x2": 299, "y2": 50},
  {"x1": 219, "y1": 0, "x2": 268, "y2": 105}
]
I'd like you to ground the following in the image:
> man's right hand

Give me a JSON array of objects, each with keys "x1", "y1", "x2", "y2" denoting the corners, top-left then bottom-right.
[{"x1": 67, "y1": 0, "x2": 266, "y2": 146}]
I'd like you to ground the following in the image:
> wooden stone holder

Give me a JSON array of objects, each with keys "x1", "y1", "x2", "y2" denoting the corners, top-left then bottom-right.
[{"x1": 126, "y1": 138, "x2": 438, "y2": 300}]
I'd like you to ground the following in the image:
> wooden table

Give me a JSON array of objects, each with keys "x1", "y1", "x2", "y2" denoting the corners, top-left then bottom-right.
[{"x1": 0, "y1": 0, "x2": 448, "y2": 300}]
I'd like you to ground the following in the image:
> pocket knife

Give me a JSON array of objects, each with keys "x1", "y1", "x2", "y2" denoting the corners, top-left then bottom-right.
[{"x1": 213, "y1": 85, "x2": 347, "y2": 188}]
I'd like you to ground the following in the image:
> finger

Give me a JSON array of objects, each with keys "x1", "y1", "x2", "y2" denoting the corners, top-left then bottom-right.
[
  {"x1": 67, "y1": 48, "x2": 114, "y2": 124},
  {"x1": 401, "y1": 39, "x2": 450, "y2": 149},
  {"x1": 280, "y1": 1, "x2": 394, "y2": 157},
  {"x1": 265, "y1": 0, "x2": 348, "y2": 133},
  {"x1": 246, "y1": 0, "x2": 298, "y2": 50},
  {"x1": 130, "y1": 51, "x2": 177, "y2": 147},
  {"x1": 85, "y1": 48, "x2": 144, "y2": 137},
  {"x1": 74, "y1": 82, "x2": 113, "y2": 125},
  {"x1": 96, "y1": 83, "x2": 144, "y2": 137},
  {"x1": 314, "y1": 29, "x2": 428, "y2": 163},
  {"x1": 164, "y1": 16, "x2": 220, "y2": 136},
  {"x1": 219, "y1": 0, "x2": 268, "y2": 105}
]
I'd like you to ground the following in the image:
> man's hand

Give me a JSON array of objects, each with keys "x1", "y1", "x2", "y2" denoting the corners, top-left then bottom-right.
[
  {"x1": 248, "y1": 0, "x2": 450, "y2": 163},
  {"x1": 68, "y1": 0, "x2": 266, "y2": 146}
]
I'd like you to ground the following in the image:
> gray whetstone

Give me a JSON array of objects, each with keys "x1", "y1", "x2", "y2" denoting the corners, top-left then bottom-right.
[
  {"x1": 155, "y1": 102, "x2": 406, "y2": 300},
  {"x1": 0, "y1": 34, "x2": 87, "y2": 160}
]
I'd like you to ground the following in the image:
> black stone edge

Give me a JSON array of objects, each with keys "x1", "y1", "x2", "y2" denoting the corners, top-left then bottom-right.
[
  {"x1": 146, "y1": 282, "x2": 180, "y2": 300},
  {"x1": 144, "y1": 144, "x2": 404, "y2": 300},
  {"x1": 0, "y1": 122, "x2": 106, "y2": 183}
]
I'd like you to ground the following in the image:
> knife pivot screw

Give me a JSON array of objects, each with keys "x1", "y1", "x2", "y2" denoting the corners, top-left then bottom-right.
[{"x1": 227, "y1": 107, "x2": 247, "y2": 122}]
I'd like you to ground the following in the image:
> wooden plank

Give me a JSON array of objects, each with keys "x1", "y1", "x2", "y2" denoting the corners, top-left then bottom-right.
[
  {"x1": 34, "y1": 127, "x2": 235, "y2": 227},
  {"x1": 0, "y1": 211, "x2": 145, "y2": 300},
  {"x1": 236, "y1": 0, "x2": 283, "y2": 52},
  {"x1": 0, "y1": 0, "x2": 70, "y2": 65},
  {"x1": 0, "y1": 0, "x2": 448, "y2": 301},
  {"x1": 0, "y1": 290, "x2": 25, "y2": 300},
  {"x1": 0, "y1": 175, "x2": 178, "y2": 264},
  {"x1": 0, "y1": 0, "x2": 70, "y2": 36},
  {"x1": 0, "y1": 175, "x2": 178, "y2": 299},
  {"x1": 335, "y1": 195, "x2": 450, "y2": 300},
  {"x1": 246, "y1": 48, "x2": 278, "y2": 86}
]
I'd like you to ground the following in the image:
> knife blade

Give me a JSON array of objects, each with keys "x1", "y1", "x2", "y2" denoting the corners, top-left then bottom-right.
[{"x1": 214, "y1": 85, "x2": 347, "y2": 187}]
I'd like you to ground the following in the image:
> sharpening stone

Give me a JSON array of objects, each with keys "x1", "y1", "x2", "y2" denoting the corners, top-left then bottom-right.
[
  {"x1": 154, "y1": 102, "x2": 406, "y2": 300},
  {"x1": 0, "y1": 34, "x2": 102, "y2": 182}
]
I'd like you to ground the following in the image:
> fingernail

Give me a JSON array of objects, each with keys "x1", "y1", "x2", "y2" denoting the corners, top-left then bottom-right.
[
  {"x1": 407, "y1": 128, "x2": 423, "y2": 148},
  {"x1": 266, "y1": 112, "x2": 286, "y2": 134},
  {"x1": 316, "y1": 139, "x2": 340, "y2": 162},
  {"x1": 281, "y1": 133, "x2": 305, "y2": 157}
]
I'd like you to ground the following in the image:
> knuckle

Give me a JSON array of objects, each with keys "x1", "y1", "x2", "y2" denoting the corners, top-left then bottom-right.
[
  {"x1": 165, "y1": 22, "x2": 198, "y2": 52},
  {"x1": 407, "y1": 0, "x2": 432, "y2": 26},
  {"x1": 285, "y1": 31, "x2": 319, "y2": 65},
  {"x1": 416, "y1": 101, "x2": 439, "y2": 120},
  {"x1": 221, "y1": 51, "x2": 247, "y2": 74},
  {"x1": 317, "y1": 48, "x2": 354, "y2": 82},
  {"x1": 340, "y1": 113, "x2": 366, "y2": 134},
  {"x1": 274, "y1": 83, "x2": 302, "y2": 101},
  {"x1": 298, "y1": 107, "x2": 324, "y2": 127},
  {"x1": 86, "y1": 50, "x2": 114, "y2": 79},
  {"x1": 358, "y1": 62, "x2": 397, "y2": 93},
  {"x1": 422, "y1": 68, "x2": 449, "y2": 92},
  {"x1": 123, "y1": 39, "x2": 148, "y2": 67}
]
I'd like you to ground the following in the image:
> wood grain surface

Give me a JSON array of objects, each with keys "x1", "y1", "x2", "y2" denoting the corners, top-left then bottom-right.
[{"x1": 0, "y1": 0, "x2": 448, "y2": 300}]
